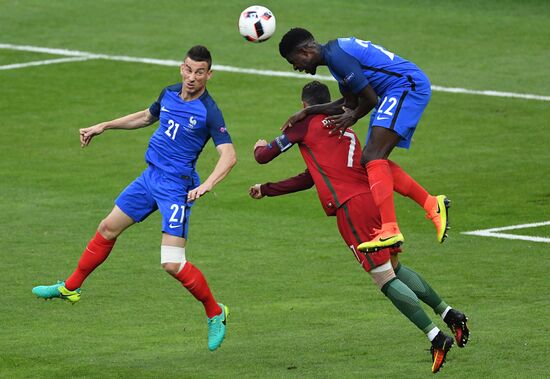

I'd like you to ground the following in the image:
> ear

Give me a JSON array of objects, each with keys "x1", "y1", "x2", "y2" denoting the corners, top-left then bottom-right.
[
  {"x1": 296, "y1": 45, "x2": 310, "y2": 56},
  {"x1": 300, "y1": 42, "x2": 315, "y2": 55},
  {"x1": 179, "y1": 64, "x2": 185, "y2": 75}
]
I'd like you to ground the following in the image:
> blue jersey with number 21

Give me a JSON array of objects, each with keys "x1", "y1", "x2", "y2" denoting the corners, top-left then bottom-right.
[
  {"x1": 147, "y1": 83, "x2": 232, "y2": 178},
  {"x1": 114, "y1": 83, "x2": 232, "y2": 239}
]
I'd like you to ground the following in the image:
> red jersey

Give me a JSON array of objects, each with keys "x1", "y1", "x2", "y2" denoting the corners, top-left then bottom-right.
[{"x1": 255, "y1": 114, "x2": 370, "y2": 216}]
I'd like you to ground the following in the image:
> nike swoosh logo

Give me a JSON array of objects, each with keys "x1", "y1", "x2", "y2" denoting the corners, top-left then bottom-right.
[
  {"x1": 379, "y1": 236, "x2": 396, "y2": 242},
  {"x1": 168, "y1": 224, "x2": 180, "y2": 229},
  {"x1": 376, "y1": 116, "x2": 390, "y2": 121},
  {"x1": 161, "y1": 106, "x2": 169, "y2": 112}
]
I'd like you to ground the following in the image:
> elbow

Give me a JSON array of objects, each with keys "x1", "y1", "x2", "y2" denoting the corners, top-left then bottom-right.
[
  {"x1": 229, "y1": 152, "x2": 237, "y2": 168},
  {"x1": 255, "y1": 157, "x2": 269, "y2": 165},
  {"x1": 226, "y1": 148, "x2": 237, "y2": 168},
  {"x1": 254, "y1": 149, "x2": 269, "y2": 164}
]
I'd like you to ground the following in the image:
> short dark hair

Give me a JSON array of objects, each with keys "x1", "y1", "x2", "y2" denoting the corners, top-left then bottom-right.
[
  {"x1": 186, "y1": 45, "x2": 212, "y2": 69},
  {"x1": 279, "y1": 27, "x2": 314, "y2": 58},
  {"x1": 301, "y1": 81, "x2": 331, "y2": 106}
]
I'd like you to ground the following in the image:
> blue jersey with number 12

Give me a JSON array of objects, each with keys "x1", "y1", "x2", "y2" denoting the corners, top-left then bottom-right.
[{"x1": 322, "y1": 37, "x2": 431, "y2": 96}]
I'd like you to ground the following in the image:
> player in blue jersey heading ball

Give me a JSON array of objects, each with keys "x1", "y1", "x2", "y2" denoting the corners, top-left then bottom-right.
[
  {"x1": 32, "y1": 45, "x2": 236, "y2": 352},
  {"x1": 279, "y1": 28, "x2": 450, "y2": 253}
]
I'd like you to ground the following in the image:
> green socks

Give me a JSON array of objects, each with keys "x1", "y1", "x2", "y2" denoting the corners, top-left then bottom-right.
[
  {"x1": 394, "y1": 263, "x2": 449, "y2": 315},
  {"x1": 381, "y1": 278, "x2": 436, "y2": 334}
]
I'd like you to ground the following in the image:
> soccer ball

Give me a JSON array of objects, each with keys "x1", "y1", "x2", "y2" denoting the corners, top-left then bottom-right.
[{"x1": 238, "y1": 5, "x2": 276, "y2": 43}]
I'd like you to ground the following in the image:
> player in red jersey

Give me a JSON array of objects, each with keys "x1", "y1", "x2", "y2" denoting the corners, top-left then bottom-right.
[
  {"x1": 250, "y1": 81, "x2": 469, "y2": 373},
  {"x1": 278, "y1": 28, "x2": 451, "y2": 251}
]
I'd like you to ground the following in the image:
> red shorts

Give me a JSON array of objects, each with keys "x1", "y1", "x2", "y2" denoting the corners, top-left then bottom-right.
[{"x1": 336, "y1": 192, "x2": 401, "y2": 272}]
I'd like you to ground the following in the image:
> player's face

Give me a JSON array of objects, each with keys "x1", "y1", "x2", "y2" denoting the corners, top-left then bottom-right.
[
  {"x1": 287, "y1": 49, "x2": 317, "y2": 75},
  {"x1": 180, "y1": 58, "x2": 212, "y2": 97}
]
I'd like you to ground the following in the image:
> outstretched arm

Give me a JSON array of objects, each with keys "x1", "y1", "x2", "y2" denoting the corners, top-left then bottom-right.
[
  {"x1": 187, "y1": 143, "x2": 237, "y2": 201},
  {"x1": 79, "y1": 109, "x2": 158, "y2": 147},
  {"x1": 249, "y1": 170, "x2": 314, "y2": 199}
]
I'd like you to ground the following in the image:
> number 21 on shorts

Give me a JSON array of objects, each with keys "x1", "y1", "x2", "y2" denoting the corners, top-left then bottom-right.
[{"x1": 168, "y1": 203, "x2": 185, "y2": 229}]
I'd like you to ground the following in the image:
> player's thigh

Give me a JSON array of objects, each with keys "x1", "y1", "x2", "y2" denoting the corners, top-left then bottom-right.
[
  {"x1": 153, "y1": 173, "x2": 194, "y2": 239},
  {"x1": 336, "y1": 194, "x2": 390, "y2": 271},
  {"x1": 115, "y1": 168, "x2": 158, "y2": 223},
  {"x1": 366, "y1": 88, "x2": 430, "y2": 150},
  {"x1": 161, "y1": 233, "x2": 186, "y2": 248},
  {"x1": 99, "y1": 205, "x2": 136, "y2": 238}
]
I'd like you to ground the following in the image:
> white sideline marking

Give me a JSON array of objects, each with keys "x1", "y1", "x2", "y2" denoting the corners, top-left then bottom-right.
[
  {"x1": 1, "y1": 43, "x2": 549, "y2": 102},
  {"x1": 462, "y1": 221, "x2": 550, "y2": 243},
  {"x1": 0, "y1": 56, "x2": 90, "y2": 71}
]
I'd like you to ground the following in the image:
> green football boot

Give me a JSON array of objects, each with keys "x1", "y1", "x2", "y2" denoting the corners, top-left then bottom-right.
[
  {"x1": 207, "y1": 303, "x2": 229, "y2": 351},
  {"x1": 32, "y1": 281, "x2": 81, "y2": 303}
]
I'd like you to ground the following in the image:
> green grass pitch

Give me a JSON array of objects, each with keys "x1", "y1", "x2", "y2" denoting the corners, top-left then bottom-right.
[{"x1": 1, "y1": 1, "x2": 549, "y2": 378}]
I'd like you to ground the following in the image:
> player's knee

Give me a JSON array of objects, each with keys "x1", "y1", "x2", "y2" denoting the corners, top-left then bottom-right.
[
  {"x1": 97, "y1": 219, "x2": 120, "y2": 240},
  {"x1": 162, "y1": 262, "x2": 181, "y2": 276},
  {"x1": 369, "y1": 260, "x2": 396, "y2": 289},
  {"x1": 390, "y1": 254, "x2": 400, "y2": 270},
  {"x1": 161, "y1": 245, "x2": 186, "y2": 276},
  {"x1": 361, "y1": 148, "x2": 385, "y2": 165}
]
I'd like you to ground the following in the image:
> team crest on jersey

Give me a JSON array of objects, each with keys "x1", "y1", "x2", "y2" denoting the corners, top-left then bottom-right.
[
  {"x1": 188, "y1": 116, "x2": 197, "y2": 129},
  {"x1": 219, "y1": 127, "x2": 227, "y2": 133}
]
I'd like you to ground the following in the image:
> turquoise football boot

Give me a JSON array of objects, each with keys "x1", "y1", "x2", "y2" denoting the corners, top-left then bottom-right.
[
  {"x1": 32, "y1": 281, "x2": 81, "y2": 303},
  {"x1": 207, "y1": 303, "x2": 229, "y2": 351}
]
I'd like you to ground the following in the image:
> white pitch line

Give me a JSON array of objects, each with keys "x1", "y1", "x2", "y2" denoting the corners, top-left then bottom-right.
[
  {"x1": 0, "y1": 56, "x2": 91, "y2": 71},
  {"x1": 1, "y1": 42, "x2": 549, "y2": 102},
  {"x1": 462, "y1": 221, "x2": 550, "y2": 243}
]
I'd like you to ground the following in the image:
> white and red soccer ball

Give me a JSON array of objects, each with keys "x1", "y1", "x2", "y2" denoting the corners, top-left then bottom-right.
[{"x1": 238, "y1": 5, "x2": 276, "y2": 43}]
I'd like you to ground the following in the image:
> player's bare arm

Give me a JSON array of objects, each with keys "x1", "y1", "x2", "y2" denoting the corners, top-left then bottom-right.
[
  {"x1": 325, "y1": 85, "x2": 378, "y2": 132},
  {"x1": 79, "y1": 109, "x2": 158, "y2": 147},
  {"x1": 281, "y1": 98, "x2": 345, "y2": 131},
  {"x1": 187, "y1": 143, "x2": 237, "y2": 201}
]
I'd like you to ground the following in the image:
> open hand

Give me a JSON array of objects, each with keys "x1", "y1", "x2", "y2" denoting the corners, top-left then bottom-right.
[
  {"x1": 324, "y1": 107, "x2": 357, "y2": 136},
  {"x1": 281, "y1": 109, "x2": 307, "y2": 131},
  {"x1": 188, "y1": 182, "x2": 213, "y2": 201},
  {"x1": 79, "y1": 124, "x2": 105, "y2": 147}
]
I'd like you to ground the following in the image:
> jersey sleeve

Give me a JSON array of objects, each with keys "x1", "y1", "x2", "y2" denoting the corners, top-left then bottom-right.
[
  {"x1": 206, "y1": 104, "x2": 232, "y2": 145},
  {"x1": 284, "y1": 118, "x2": 309, "y2": 143},
  {"x1": 260, "y1": 169, "x2": 314, "y2": 196},
  {"x1": 148, "y1": 87, "x2": 167, "y2": 118},
  {"x1": 254, "y1": 118, "x2": 309, "y2": 164},
  {"x1": 327, "y1": 42, "x2": 370, "y2": 94},
  {"x1": 254, "y1": 135, "x2": 289, "y2": 164}
]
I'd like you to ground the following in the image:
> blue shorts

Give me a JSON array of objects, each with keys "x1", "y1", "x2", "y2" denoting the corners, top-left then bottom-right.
[
  {"x1": 115, "y1": 165, "x2": 198, "y2": 239},
  {"x1": 367, "y1": 86, "x2": 431, "y2": 149}
]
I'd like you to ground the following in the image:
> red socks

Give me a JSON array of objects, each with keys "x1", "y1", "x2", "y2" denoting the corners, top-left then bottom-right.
[
  {"x1": 366, "y1": 159, "x2": 397, "y2": 226},
  {"x1": 64, "y1": 232, "x2": 221, "y2": 319},
  {"x1": 65, "y1": 231, "x2": 116, "y2": 291},
  {"x1": 388, "y1": 160, "x2": 432, "y2": 211},
  {"x1": 175, "y1": 262, "x2": 222, "y2": 318}
]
